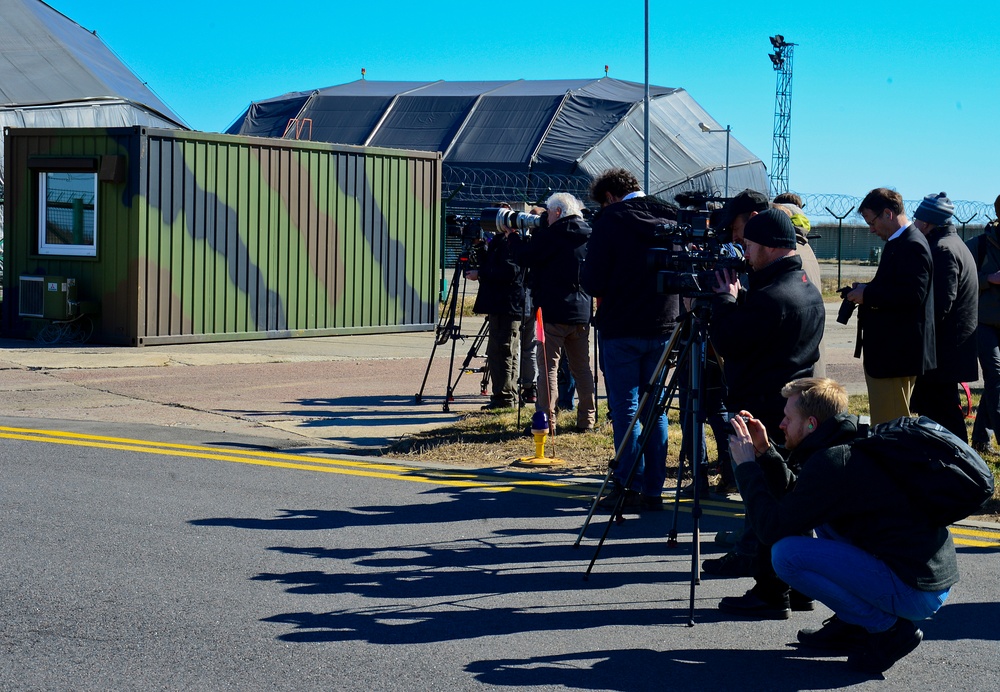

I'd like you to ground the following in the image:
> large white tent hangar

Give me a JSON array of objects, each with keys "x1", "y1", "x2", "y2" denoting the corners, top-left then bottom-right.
[
  {"x1": 227, "y1": 78, "x2": 768, "y2": 207},
  {"x1": 0, "y1": 0, "x2": 187, "y2": 251}
]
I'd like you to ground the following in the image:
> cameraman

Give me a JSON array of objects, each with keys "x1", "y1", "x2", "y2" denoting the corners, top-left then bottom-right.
[
  {"x1": 466, "y1": 206, "x2": 526, "y2": 410},
  {"x1": 582, "y1": 168, "x2": 680, "y2": 511},
  {"x1": 515, "y1": 193, "x2": 596, "y2": 432},
  {"x1": 703, "y1": 209, "x2": 825, "y2": 579},
  {"x1": 709, "y1": 208, "x2": 825, "y2": 440}
]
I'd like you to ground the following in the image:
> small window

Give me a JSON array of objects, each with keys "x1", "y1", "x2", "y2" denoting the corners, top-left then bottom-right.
[{"x1": 38, "y1": 171, "x2": 97, "y2": 256}]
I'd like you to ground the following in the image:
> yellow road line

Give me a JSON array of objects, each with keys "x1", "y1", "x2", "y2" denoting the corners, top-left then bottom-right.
[{"x1": 0, "y1": 425, "x2": 742, "y2": 519}]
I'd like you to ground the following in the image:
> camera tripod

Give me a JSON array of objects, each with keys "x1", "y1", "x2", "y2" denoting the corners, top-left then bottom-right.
[
  {"x1": 415, "y1": 252, "x2": 490, "y2": 412},
  {"x1": 574, "y1": 299, "x2": 717, "y2": 625}
]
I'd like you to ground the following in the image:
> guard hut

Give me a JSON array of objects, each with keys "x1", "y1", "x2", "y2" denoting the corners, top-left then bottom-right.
[{"x1": 1, "y1": 127, "x2": 441, "y2": 345}]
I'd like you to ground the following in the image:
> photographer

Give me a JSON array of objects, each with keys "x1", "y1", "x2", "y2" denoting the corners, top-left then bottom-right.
[
  {"x1": 582, "y1": 168, "x2": 680, "y2": 511},
  {"x1": 466, "y1": 207, "x2": 526, "y2": 410},
  {"x1": 730, "y1": 377, "x2": 956, "y2": 675},
  {"x1": 515, "y1": 193, "x2": 596, "y2": 432},
  {"x1": 703, "y1": 209, "x2": 825, "y2": 578},
  {"x1": 709, "y1": 208, "x2": 825, "y2": 441},
  {"x1": 847, "y1": 187, "x2": 936, "y2": 424}
]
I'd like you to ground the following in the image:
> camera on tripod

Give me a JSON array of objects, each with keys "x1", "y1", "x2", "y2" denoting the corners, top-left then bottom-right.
[
  {"x1": 480, "y1": 207, "x2": 542, "y2": 235},
  {"x1": 836, "y1": 286, "x2": 858, "y2": 325},
  {"x1": 648, "y1": 219, "x2": 748, "y2": 299}
]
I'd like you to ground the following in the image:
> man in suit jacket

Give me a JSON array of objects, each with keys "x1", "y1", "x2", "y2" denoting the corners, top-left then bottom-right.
[{"x1": 845, "y1": 188, "x2": 936, "y2": 424}]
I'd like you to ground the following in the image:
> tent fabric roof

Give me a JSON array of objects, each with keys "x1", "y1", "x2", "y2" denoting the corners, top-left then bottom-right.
[
  {"x1": 228, "y1": 78, "x2": 767, "y2": 202},
  {"x1": 0, "y1": 0, "x2": 186, "y2": 127}
]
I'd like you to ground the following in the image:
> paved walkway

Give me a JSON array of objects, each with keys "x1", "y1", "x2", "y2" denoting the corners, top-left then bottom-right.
[{"x1": 0, "y1": 302, "x2": 879, "y2": 455}]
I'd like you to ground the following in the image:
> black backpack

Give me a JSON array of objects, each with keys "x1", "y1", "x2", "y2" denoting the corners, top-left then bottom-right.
[{"x1": 851, "y1": 416, "x2": 995, "y2": 527}]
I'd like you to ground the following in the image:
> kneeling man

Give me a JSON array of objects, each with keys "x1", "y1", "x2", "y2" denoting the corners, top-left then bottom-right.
[{"x1": 728, "y1": 377, "x2": 957, "y2": 675}]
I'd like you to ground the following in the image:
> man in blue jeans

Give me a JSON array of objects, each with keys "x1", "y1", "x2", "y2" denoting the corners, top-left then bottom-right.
[
  {"x1": 582, "y1": 168, "x2": 680, "y2": 511},
  {"x1": 729, "y1": 377, "x2": 957, "y2": 675}
]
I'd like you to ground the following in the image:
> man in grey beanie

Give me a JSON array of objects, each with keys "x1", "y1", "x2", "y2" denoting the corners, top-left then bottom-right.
[{"x1": 910, "y1": 192, "x2": 979, "y2": 440}]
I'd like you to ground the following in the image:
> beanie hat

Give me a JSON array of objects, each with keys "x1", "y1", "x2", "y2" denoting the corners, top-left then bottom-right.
[
  {"x1": 718, "y1": 189, "x2": 769, "y2": 228},
  {"x1": 914, "y1": 192, "x2": 954, "y2": 226},
  {"x1": 742, "y1": 208, "x2": 797, "y2": 249}
]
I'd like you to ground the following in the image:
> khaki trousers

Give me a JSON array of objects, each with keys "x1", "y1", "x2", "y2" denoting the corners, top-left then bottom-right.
[
  {"x1": 865, "y1": 373, "x2": 916, "y2": 425},
  {"x1": 535, "y1": 322, "x2": 596, "y2": 430}
]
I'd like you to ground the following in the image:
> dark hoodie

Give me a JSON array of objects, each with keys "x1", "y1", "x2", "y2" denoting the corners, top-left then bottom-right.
[
  {"x1": 738, "y1": 413, "x2": 960, "y2": 592},
  {"x1": 581, "y1": 196, "x2": 680, "y2": 339},
  {"x1": 516, "y1": 213, "x2": 592, "y2": 325}
]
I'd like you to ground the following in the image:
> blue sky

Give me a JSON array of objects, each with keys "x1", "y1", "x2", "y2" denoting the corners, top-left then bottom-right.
[{"x1": 47, "y1": 1, "x2": 1000, "y2": 209}]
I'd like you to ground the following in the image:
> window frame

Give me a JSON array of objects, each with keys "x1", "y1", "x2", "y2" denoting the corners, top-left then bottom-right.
[{"x1": 37, "y1": 169, "x2": 99, "y2": 258}]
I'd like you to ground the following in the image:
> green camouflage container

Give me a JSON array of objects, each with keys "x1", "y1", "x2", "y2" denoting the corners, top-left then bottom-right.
[{"x1": 2, "y1": 127, "x2": 441, "y2": 345}]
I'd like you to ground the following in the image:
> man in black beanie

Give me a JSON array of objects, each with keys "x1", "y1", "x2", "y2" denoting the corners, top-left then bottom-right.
[
  {"x1": 709, "y1": 208, "x2": 826, "y2": 440},
  {"x1": 703, "y1": 209, "x2": 826, "y2": 600},
  {"x1": 909, "y1": 192, "x2": 979, "y2": 441}
]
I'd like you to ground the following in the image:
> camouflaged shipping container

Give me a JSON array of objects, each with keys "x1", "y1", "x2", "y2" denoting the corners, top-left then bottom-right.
[{"x1": 2, "y1": 127, "x2": 441, "y2": 345}]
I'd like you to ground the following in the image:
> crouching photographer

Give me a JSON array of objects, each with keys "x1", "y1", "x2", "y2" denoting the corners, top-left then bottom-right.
[{"x1": 729, "y1": 377, "x2": 957, "y2": 675}]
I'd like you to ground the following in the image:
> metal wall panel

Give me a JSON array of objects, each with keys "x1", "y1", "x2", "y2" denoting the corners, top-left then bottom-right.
[{"x1": 2, "y1": 127, "x2": 442, "y2": 345}]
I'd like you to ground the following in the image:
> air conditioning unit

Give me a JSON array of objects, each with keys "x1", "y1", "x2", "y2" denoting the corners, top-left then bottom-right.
[{"x1": 19, "y1": 276, "x2": 77, "y2": 320}]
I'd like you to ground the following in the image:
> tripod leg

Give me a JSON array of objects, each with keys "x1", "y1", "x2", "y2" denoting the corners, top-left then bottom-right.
[
  {"x1": 417, "y1": 262, "x2": 464, "y2": 403},
  {"x1": 576, "y1": 319, "x2": 685, "y2": 545}
]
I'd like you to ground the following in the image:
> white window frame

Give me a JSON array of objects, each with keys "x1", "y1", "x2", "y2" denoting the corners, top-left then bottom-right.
[{"x1": 38, "y1": 171, "x2": 98, "y2": 257}]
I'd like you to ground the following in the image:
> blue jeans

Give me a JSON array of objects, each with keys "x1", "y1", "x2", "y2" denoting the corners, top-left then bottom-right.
[
  {"x1": 973, "y1": 324, "x2": 1000, "y2": 445},
  {"x1": 772, "y1": 526, "x2": 950, "y2": 632},
  {"x1": 602, "y1": 336, "x2": 669, "y2": 497}
]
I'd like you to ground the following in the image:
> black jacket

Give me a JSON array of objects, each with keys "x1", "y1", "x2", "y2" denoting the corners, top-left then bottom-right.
[
  {"x1": 472, "y1": 231, "x2": 525, "y2": 318},
  {"x1": 516, "y1": 214, "x2": 592, "y2": 325},
  {"x1": 737, "y1": 413, "x2": 960, "y2": 592},
  {"x1": 581, "y1": 197, "x2": 680, "y2": 339},
  {"x1": 709, "y1": 254, "x2": 825, "y2": 433},
  {"x1": 859, "y1": 225, "x2": 936, "y2": 378},
  {"x1": 923, "y1": 224, "x2": 979, "y2": 382},
  {"x1": 966, "y1": 226, "x2": 1000, "y2": 327}
]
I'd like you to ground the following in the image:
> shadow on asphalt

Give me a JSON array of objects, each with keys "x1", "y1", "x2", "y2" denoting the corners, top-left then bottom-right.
[
  {"x1": 190, "y1": 483, "x2": 741, "y2": 647},
  {"x1": 464, "y1": 647, "x2": 874, "y2": 691}
]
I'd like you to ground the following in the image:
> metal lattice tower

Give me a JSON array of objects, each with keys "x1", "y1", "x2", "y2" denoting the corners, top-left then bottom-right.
[{"x1": 768, "y1": 36, "x2": 795, "y2": 196}]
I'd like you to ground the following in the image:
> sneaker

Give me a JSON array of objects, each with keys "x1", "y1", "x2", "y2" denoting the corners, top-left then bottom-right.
[
  {"x1": 597, "y1": 484, "x2": 640, "y2": 512},
  {"x1": 481, "y1": 400, "x2": 515, "y2": 411},
  {"x1": 639, "y1": 494, "x2": 664, "y2": 511},
  {"x1": 701, "y1": 551, "x2": 755, "y2": 577},
  {"x1": 790, "y1": 590, "x2": 815, "y2": 612},
  {"x1": 972, "y1": 440, "x2": 998, "y2": 454},
  {"x1": 797, "y1": 615, "x2": 869, "y2": 652},
  {"x1": 847, "y1": 617, "x2": 923, "y2": 674},
  {"x1": 718, "y1": 589, "x2": 790, "y2": 620},
  {"x1": 713, "y1": 530, "x2": 741, "y2": 546}
]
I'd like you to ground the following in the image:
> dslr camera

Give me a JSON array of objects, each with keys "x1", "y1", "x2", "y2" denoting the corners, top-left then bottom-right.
[
  {"x1": 836, "y1": 286, "x2": 857, "y2": 325},
  {"x1": 479, "y1": 207, "x2": 542, "y2": 235}
]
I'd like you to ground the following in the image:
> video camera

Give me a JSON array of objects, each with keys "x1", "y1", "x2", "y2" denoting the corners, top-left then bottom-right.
[
  {"x1": 446, "y1": 213, "x2": 487, "y2": 270},
  {"x1": 648, "y1": 192, "x2": 748, "y2": 298}
]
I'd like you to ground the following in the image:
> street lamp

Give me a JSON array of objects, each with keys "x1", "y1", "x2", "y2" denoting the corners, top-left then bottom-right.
[{"x1": 698, "y1": 122, "x2": 731, "y2": 198}]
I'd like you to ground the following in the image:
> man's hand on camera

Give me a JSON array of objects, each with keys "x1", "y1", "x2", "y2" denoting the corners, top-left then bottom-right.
[
  {"x1": 465, "y1": 270, "x2": 479, "y2": 281},
  {"x1": 729, "y1": 411, "x2": 769, "y2": 466},
  {"x1": 714, "y1": 267, "x2": 741, "y2": 298},
  {"x1": 846, "y1": 282, "x2": 865, "y2": 304}
]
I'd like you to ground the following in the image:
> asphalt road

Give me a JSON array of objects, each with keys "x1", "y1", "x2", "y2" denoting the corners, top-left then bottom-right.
[{"x1": 1, "y1": 420, "x2": 997, "y2": 691}]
